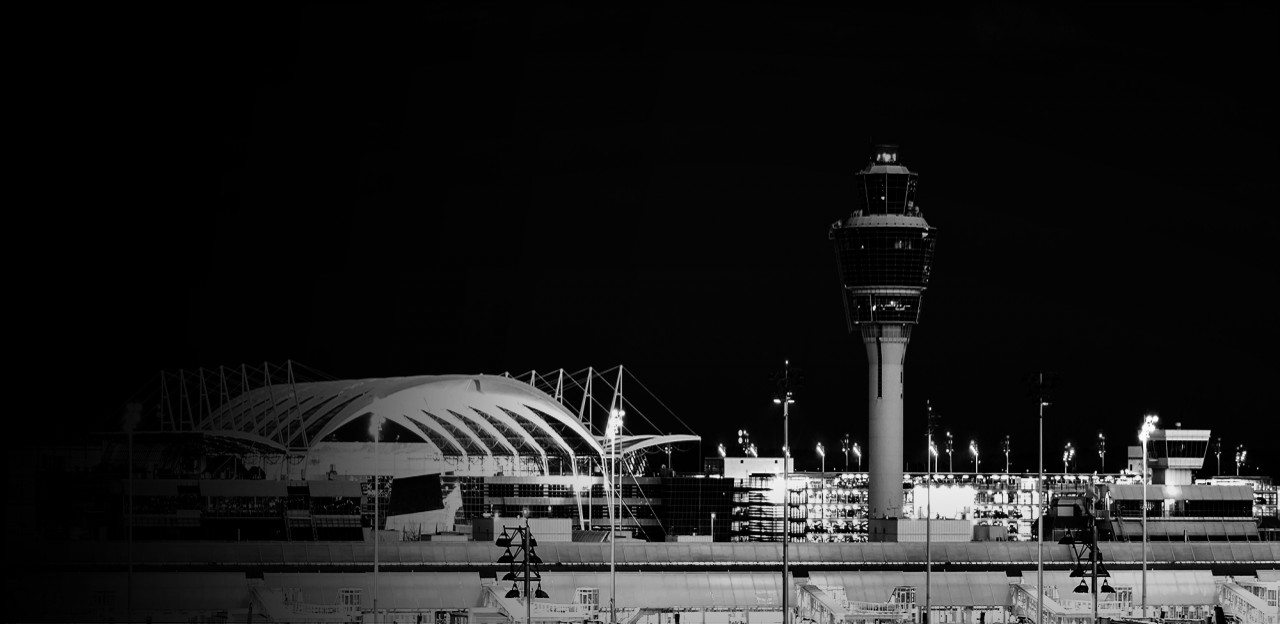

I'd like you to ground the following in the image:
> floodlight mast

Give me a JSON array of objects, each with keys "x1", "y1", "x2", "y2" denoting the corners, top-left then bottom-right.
[
  {"x1": 1139, "y1": 413, "x2": 1159, "y2": 618},
  {"x1": 829, "y1": 145, "x2": 938, "y2": 540},
  {"x1": 606, "y1": 400, "x2": 625, "y2": 624},
  {"x1": 771, "y1": 359, "x2": 800, "y2": 624}
]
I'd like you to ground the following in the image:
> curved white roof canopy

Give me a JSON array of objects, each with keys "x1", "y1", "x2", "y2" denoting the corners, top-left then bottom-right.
[{"x1": 197, "y1": 374, "x2": 687, "y2": 472}]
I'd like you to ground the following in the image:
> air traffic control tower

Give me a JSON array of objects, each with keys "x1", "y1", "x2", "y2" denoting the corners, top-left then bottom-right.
[{"x1": 830, "y1": 145, "x2": 937, "y2": 541}]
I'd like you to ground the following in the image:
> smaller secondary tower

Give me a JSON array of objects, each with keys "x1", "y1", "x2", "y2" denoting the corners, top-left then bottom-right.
[{"x1": 829, "y1": 145, "x2": 937, "y2": 540}]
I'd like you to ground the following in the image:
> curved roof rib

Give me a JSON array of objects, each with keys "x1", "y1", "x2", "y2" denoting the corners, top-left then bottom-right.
[
  {"x1": 469, "y1": 404, "x2": 548, "y2": 474},
  {"x1": 425, "y1": 407, "x2": 492, "y2": 463},
  {"x1": 496, "y1": 405, "x2": 577, "y2": 465},
  {"x1": 448, "y1": 408, "x2": 520, "y2": 458}
]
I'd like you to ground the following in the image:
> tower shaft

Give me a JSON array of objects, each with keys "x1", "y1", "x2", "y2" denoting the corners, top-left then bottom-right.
[{"x1": 864, "y1": 327, "x2": 908, "y2": 519}]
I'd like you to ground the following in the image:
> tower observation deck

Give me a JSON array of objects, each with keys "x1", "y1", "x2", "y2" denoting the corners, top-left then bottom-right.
[{"x1": 829, "y1": 145, "x2": 937, "y2": 538}]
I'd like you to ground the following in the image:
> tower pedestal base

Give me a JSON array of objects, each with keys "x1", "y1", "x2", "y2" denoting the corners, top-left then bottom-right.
[{"x1": 868, "y1": 517, "x2": 901, "y2": 542}]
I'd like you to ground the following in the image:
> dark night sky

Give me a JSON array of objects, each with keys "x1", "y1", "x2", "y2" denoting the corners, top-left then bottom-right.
[{"x1": 24, "y1": 4, "x2": 1278, "y2": 479}]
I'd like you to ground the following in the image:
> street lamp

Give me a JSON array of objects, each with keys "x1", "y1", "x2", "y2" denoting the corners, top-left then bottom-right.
[
  {"x1": 1097, "y1": 433, "x2": 1107, "y2": 473},
  {"x1": 710, "y1": 512, "x2": 716, "y2": 541},
  {"x1": 607, "y1": 405, "x2": 625, "y2": 624},
  {"x1": 1002, "y1": 435, "x2": 1011, "y2": 474},
  {"x1": 841, "y1": 433, "x2": 851, "y2": 471},
  {"x1": 1214, "y1": 438, "x2": 1222, "y2": 475},
  {"x1": 123, "y1": 404, "x2": 141, "y2": 624},
  {"x1": 771, "y1": 359, "x2": 799, "y2": 624},
  {"x1": 852, "y1": 443, "x2": 861, "y2": 472},
  {"x1": 945, "y1": 432, "x2": 954, "y2": 473},
  {"x1": 497, "y1": 523, "x2": 548, "y2": 623},
  {"x1": 1063, "y1": 442, "x2": 1075, "y2": 474},
  {"x1": 816, "y1": 442, "x2": 825, "y2": 477},
  {"x1": 1138, "y1": 412, "x2": 1159, "y2": 618},
  {"x1": 925, "y1": 403, "x2": 939, "y2": 624},
  {"x1": 1063, "y1": 499, "x2": 1111, "y2": 624},
  {"x1": 1036, "y1": 391, "x2": 1051, "y2": 624},
  {"x1": 1236, "y1": 445, "x2": 1247, "y2": 476},
  {"x1": 928, "y1": 439, "x2": 938, "y2": 473},
  {"x1": 370, "y1": 414, "x2": 382, "y2": 624},
  {"x1": 969, "y1": 440, "x2": 979, "y2": 474}
]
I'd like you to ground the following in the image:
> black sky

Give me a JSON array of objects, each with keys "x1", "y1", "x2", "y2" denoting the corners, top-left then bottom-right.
[{"x1": 26, "y1": 3, "x2": 1278, "y2": 479}]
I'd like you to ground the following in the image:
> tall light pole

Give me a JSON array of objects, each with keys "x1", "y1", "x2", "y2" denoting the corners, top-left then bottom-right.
[
  {"x1": 711, "y1": 512, "x2": 716, "y2": 541},
  {"x1": 853, "y1": 443, "x2": 861, "y2": 472},
  {"x1": 1063, "y1": 442, "x2": 1074, "y2": 474},
  {"x1": 945, "y1": 432, "x2": 953, "y2": 473},
  {"x1": 1036, "y1": 386, "x2": 1051, "y2": 624},
  {"x1": 1214, "y1": 438, "x2": 1221, "y2": 475},
  {"x1": 814, "y1": 442, "x2": 824, "y2": 539},
  {"x1": 969, "y1": 440, "x2": 979, "y2": 475},
  {"x1": 1139, "y1": 412, "x2": 1159, "y2": 618},
  {"x1": 1236, "y1": 445, "x2": 1247, "y2": 476},
  {"x1": 738, "y1": 429, "x2": 751, "y2": 456},
  {"x1": 841, "y1": 434, "x2": 851, "y2": 471},
  {"x1": 926, "y1": 400, "x2": 936, "y2": 473},
  {"x1": 772, "y1": 359, "x2": 799, "y2": 624},
  {"x1": 1098, "y1": 432, "x2": 1107, "y2": 473},
  {"x1": 1002, "y1": 435, "x2": 1011, "y2": 474},
  {"x1": 607, "y1": 405, "x2": 624, "y2": 624},
  {"x1": 370, "y1": 414, "x2": 382, "y2": 624},
  {"x1": 123, "y1": 404, "x2": 141, "y2": 624},
  {"x1": 925, "y1": 402, "x2": 939, "y2": 624}
]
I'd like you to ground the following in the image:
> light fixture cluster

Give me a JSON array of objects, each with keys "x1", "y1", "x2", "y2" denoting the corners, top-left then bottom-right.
[
  {"x1": 1059, "y1": 497, "x2": 1116, "y2": 597},
  {"x1": 496, "y1": 525, "x2": 549, "y2": 600}
]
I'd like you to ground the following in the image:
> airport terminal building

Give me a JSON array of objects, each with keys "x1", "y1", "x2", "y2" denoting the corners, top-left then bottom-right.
[{"x1": 11, "y1": 364, "x2": 1280, "y2": 623}]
